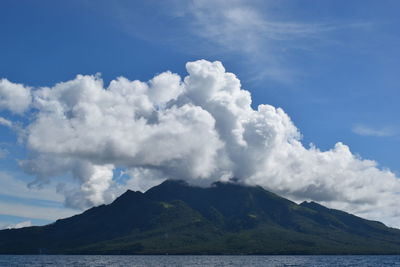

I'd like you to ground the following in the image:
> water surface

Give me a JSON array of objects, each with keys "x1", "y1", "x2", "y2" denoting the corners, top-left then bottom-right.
[{"x1": 0, "y1": 255, "x2": 399, "y2": 266}]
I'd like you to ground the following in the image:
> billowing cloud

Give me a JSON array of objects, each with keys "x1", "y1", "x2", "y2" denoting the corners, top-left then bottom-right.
[
  {"x1": 0, "y1": 79, "x2": 31, "y2": 114},
  {"x1": 2, "y1": 60, "x2": 400, "y2": 227}
]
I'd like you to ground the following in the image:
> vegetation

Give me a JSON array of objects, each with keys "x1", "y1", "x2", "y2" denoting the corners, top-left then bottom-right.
[{"x1": 1, "y1": 180, "x2": 400, "y2": 254}]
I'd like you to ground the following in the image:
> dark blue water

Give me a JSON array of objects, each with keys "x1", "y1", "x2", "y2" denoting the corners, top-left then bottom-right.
[{"x1": 0, "y1": 255, "x2": 399, "y2": 266}]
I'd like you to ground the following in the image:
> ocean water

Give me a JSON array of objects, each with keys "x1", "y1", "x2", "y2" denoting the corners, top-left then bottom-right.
[{"x1": 0, "y1": 255, "x2": 399, "y2": 267}]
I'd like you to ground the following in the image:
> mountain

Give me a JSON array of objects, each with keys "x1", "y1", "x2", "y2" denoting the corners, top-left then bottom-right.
[{"x1": 1, "y1": 179, "x2": 400, "y2": 254}]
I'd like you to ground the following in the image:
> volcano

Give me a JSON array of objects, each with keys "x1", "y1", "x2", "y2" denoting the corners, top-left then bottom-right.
[{"x1": 1, "y1": 180, "x2": 400, "y2": 254}]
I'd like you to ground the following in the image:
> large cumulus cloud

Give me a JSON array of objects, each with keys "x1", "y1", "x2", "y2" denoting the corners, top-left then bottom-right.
[{"x1": 1, "y1": 60, "x2": 400, "y2": 226}]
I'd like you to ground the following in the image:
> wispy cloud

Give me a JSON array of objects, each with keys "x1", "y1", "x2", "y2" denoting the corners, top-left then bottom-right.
[
  {"x1": 0, "y1": 172, "x2": 79, "y2": 221},
  {"x1": 0, "y1": 117, "x2": 12, "y2": 128},
  {"x1": 0, "y1": 172, "x2": 64, "y2": 203},
  {"x1": 0, "y1": 201, "x2": 78, "y2": 221},
  {"x1": 0, "y1": 172, "x2": 79, "y2": 223},
  {"x1": 183, "y1": 1, "x2": 331, "y2": 49},
  {"x1": 169, "y1": 0, "x2": 338, "y2": 82},
  {"x1": 109, "y1": 0, "x2": 371, "y2": 83},
  {"x1": 0, "y1": 220, "x2": 32, "y2": 230},
  {"x1": 352, "y1": 125, "x2": 398, "y2": 137},
  {"x1": 0, "y1": 148, "x2": 8, "y2": 159}
]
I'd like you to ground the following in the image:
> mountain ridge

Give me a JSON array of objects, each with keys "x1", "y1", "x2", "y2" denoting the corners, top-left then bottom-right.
[{"x1": 1, "y1": 179, "x2": 400, "y2": 255}]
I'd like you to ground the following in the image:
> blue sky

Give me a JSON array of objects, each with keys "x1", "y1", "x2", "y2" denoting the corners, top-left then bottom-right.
[{"x1": 0, "y1": 0, "x2": 399, "y2": 227}]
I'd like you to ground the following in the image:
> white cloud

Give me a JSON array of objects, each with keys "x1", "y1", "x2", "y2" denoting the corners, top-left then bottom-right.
[
  {"x1": 119, "y1": 168, "x2": 167, "y2": 193},
  {"x1": 57, "y1": 164, "x2": 115, "y2": 209},
  {"x1": 0, "y1": 79, "x2": 31, "y2": 114},
  {"x1": 353, "y1": 124, "x2": 397, "y2": 137},
  {"x1": 4, "y1": 220, "x2": 32, "y2": 230},
  {"x1": 2, "y1": 60, "x2": 400, "y2": 227},
  {"x1": 18, "y1": 69, "x2": 222, "y2": 209}
]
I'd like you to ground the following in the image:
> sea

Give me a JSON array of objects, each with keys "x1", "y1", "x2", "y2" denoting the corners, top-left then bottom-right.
[{"x1": 0, "y1": 255, "x2": 399, "y2": 267}]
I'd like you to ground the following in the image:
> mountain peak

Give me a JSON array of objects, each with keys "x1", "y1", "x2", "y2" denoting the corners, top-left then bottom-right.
[
  {"x1": 300, "y1": 201, "x2": 326, "y2": 209},
  {"x1": 2, "y1": 180, "x2": 400, "y2": 254},
  {"x1": 111, "y1": 189, "x2": 144, "y2": 206},
  {"x1": 157, "y1": 179, "x2": 189, "y2": 187}
]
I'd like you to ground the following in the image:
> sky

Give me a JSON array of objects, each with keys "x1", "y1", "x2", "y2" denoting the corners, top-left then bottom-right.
[{"x1": 0, "y1": 0, "x2": 399, "y2": 228}]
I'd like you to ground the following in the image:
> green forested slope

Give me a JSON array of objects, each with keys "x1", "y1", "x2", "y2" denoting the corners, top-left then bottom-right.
[{"x1": 1, "y1": 180, "x2": 400, "y2": 254}]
